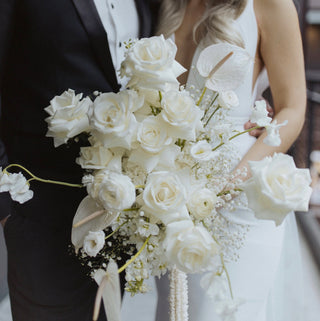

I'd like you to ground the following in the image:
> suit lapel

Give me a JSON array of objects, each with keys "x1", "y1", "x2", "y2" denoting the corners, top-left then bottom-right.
[
  {"x1": 134, "y1": 0, "x2": 153, "y2": 38},
  {"x1": 71, "y1": 0, "x2": 120, "y2": 92}
]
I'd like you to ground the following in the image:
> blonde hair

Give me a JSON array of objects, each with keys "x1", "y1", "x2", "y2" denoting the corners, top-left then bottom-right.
[{"x1": 156, "y1": 0, "x2": 248, "y2": 48}]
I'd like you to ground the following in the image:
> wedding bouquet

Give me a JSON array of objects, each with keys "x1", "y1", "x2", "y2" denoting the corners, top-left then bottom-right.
[{"x1": 0, "y1": 35, "x2": 312, "y2": 321}]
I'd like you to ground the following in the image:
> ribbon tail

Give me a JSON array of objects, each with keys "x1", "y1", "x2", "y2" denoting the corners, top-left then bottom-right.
[{"x1": 93, "y1": 261, "x2": 122, "y2": 321}]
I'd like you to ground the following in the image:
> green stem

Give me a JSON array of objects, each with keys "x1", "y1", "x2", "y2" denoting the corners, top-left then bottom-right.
[
  {"x1": 196, "y1": 87, "x2": 207, "y2": 106},
  {"x1": 201, "y1": 93, "x2": 219, "y2": 121},
  {"x1": 212, "y1": 125, "x2": 261, "y2": 152},
  {"x1": 105, "y1": 221, "x2": 128, "y2": 241},
  {"x1": 118, "y1": 236, "x2": 151, "y2": 274},
  {"x1": 4, "y1": 164, "x2": 83, "y2": 188},
  {"x1": 204, "y1": 106, "x2": 221, "y2": 127}
]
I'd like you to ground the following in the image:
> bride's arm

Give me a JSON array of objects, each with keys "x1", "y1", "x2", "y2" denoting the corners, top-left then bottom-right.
[{"x1": 235, "y1": 0, "x2": 306, "y2": 174}]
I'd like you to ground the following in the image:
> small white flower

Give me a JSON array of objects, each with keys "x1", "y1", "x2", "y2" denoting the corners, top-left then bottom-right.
[
  {"x1": 83, "y1": 231, "x2": 105, "y2": 257},
  {"x1": 45, "y1": 89, "x2": 92, "y2": 147},
  {"x1": 0, "y1": 169, "x2": 33, "y2": 204},
  {"x1": 250, "y1": 100, "x2": 272, "y2": 127},
  {"x1": 218, "y1": 91, "x2": 239, "y2": 109},
  {"x1": 264, "y1": 119, "x2": 288, "y2": 147},
  {"x1": 190, "y1": 141, "x2": 218, "y2": 161},
  {"x1": 187, "y1": 188, "x2": 217, "y2": 219}
]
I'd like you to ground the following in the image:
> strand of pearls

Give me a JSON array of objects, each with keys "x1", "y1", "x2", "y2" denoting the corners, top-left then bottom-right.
[{"x1": 169, "y1": 266, "x2": 189, "y2": 321}]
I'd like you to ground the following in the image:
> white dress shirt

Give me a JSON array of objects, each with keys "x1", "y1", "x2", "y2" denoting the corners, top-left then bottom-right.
[{"x1": 93, "y1": 0, "x2": 139, "y2": 88}]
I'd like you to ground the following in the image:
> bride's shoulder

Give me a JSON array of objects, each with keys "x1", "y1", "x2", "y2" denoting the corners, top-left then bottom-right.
[{"x1": 254, "y1": 0, "x2": 299, "y2": 34}]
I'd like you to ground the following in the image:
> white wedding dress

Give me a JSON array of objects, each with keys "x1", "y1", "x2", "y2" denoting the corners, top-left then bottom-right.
[{"x1": 122, "y1": 0, "x2": 304, "y2": 320}]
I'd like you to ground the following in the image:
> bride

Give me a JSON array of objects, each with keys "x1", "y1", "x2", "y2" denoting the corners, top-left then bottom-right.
[{"x1": 151, "y1": 0, "x2": 306, "y2": 320}]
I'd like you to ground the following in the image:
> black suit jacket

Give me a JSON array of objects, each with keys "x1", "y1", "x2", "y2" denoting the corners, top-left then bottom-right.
[{"x1": 0, "y1": 0, "x2": 159, "y2": 224}]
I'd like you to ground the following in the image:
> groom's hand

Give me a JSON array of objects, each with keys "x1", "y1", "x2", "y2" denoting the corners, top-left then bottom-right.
[{"x1": 244, "y1": 99, "x2": 274, "y2": 137}]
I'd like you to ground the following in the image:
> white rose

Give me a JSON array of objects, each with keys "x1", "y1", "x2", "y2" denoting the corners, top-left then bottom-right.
[
  {"x1": 45, "y1": 89, "x2": 92, "y2": 147},
  {"x1": 87, "y1": 170, "x2": 136, "y2": 211},
  {"x1": 76, "y1": 145, "x2": 113, "y2": 169},
  {"x1": 83, "y1": 230, "x2": 105, "y2": 257},
  {"x1": 90, "y1": 90, "x2": 143, "y2": 149},
  {"x1": 120, "y1": 35, "x2": 186, "y2": 91},
  {"x1": 137, "y1": 116, "x2": 172, "y2": 153},
  {"x1": 217, "y1": 91, "x2": 239, "y2": 109},
  {"x1": 190, "y1": 141, "x2": 217, "y2": 162},
  {"x1": 164, "y1": 220, "x2": 218, "y2": 273},
  {"x1": 142, "y1": 171, "x2": 189, "y2": 224},
  {"x1": 161, "y1": 90, "x2": 203, "y2": 140},
  {"x1": 187, "y1": 188, "x2": 217, "y2": 219},
  {"x1": 243, "y1": 153, "x2": 312, "y2": 226}
]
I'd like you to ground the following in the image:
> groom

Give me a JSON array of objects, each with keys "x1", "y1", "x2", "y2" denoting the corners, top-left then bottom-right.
[{"x1": 0, "y1": 0, "x2": 159, "y2": 320}]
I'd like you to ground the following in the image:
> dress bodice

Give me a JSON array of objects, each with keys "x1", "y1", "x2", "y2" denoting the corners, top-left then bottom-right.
[
  {"x1": 187, "y1": 0, "x2": 268, "y2": 116},
  {"x1": 185, "y1": 0, "x2": 269, "y2": 158}
]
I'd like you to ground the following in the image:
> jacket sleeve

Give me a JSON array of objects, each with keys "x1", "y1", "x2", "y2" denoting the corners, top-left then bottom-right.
[{"x1": 0, "y1": 0, "x2": 16, "y2": 220}]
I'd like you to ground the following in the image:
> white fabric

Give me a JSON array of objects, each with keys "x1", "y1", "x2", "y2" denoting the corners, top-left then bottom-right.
[
  {"x1": 124, "y1": 0, "x2": 304, "y2": 320},
  {"x1": 93, "y1": 0, "x2": 139, "y2": 88}
]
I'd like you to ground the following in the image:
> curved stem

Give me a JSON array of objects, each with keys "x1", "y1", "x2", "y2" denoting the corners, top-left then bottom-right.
[
  {"x1": 117, "y1": 236, "x2": 150, "y2": 274},
  {"x1": 212, "y1": 125, "x2": 261, "y2": 152},
  {"x1": 4, "y1": 164, "x2": 83, "y2": 188},
  {"x1": 105, "y1": 221, "x2": 128, "y2": 241}
]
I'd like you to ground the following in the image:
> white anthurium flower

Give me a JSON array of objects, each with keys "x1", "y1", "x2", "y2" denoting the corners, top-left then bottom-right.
[
  {"x1": 243, "y1": 153, "x2": 312, "y2": 226},
  {"x1": 196, "y1": 43, "x2": 253, "y2": 92},
  {"x1": 141, "y1": 171, "x2": 189, "y2": 224},
  {"x1": 264, "y1": 119, "x2": 288, "y2": 147},
  {"x1": 164, "y1": 220, "x2": 219, "y2": 273},
  {"x1": 71, "y1": 196, "x2": 118, "y2": 253},
  {"x1": 120, "y1": 35, "x2": 186, "y2": 91},
  {"x1": 87, "y1": 170, "x2": 136, "y2": 211},
  {"x1": 187, "y1": 188, "x2": 218, "y2": 220},
  {"x1": 217, "y1": 90, "x2": 239, "y2": 109},
  {"x1": 190, "y1": 140, "x2": 219, "y2": 162},
  {"x1": 90, "y1": 90, "x2": 143, "y2": 149},
  {"x1": 250, "y1": 100, "x2": 272, "y2": 127},
  {"x1": 83, "y1": 230, "x2": 105, "y2": 257},
  {"x1": 45, "y1": 89, "x2": 92, "y2": 147},
  {"x1": 160, "y1": 90, "x2": 204, "y2": 141}
]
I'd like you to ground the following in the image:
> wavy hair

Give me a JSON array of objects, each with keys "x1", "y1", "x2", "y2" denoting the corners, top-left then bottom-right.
[{"x1": 156, "y1": 0, "x2": 248, "y2": 47}]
